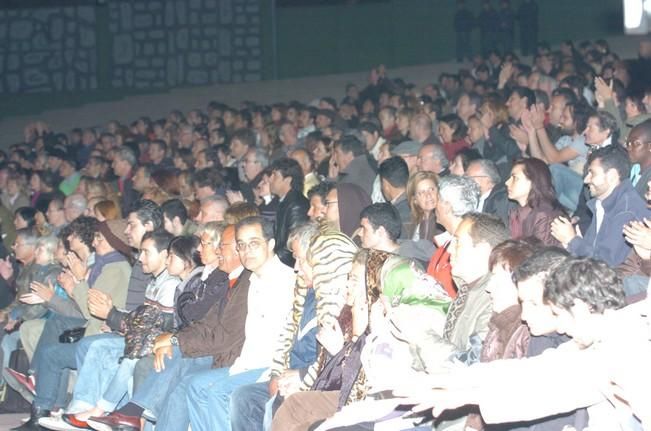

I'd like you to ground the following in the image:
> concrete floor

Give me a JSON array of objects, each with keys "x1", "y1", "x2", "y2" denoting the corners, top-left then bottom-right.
[
  {"x1": 0, "y1": 413, "x2": 25, "y2": 430},
  {"x1": 0, "y1": 35, "x2": 644, "y2": 148}
]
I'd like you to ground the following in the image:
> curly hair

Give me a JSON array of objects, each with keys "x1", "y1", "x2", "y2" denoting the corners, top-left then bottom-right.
[
  {"x1": 543, "y1": 257, "x2": 625, "y2": 313},
  {"x1": 67, "y1": 216, "x2": 99, "y2": 251}
]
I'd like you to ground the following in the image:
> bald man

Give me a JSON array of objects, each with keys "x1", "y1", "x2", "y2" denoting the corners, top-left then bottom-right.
[{"x1": 289, "y1": 148, "x2": 320, "y2": 197}]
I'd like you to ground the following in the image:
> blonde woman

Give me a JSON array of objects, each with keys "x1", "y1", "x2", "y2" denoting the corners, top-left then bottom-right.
[{"x1": 406, "y1": 171, "x2": 443, "y2": 241}]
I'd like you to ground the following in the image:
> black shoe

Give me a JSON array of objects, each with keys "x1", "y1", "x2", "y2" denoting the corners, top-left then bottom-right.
[{"x1": 10, "y1": 404, "x2": 50, "y2": 431}]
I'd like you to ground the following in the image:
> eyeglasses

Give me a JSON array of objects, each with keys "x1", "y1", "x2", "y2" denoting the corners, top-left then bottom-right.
[{"x1": 236, "y1": 239, "x2": 264, "y2": 253}]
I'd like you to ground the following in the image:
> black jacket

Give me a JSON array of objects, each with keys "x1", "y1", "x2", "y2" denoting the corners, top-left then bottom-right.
[
  {"x1": 482, "y1": 184, "x2": 515, "y2": 227},
  {"x1": 274, "y1": 189, "x2": 309, "y2": 267}
]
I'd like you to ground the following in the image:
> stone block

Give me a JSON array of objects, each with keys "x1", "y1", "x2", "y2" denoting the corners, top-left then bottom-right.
[
  {"x1": 246, "y1": 59, "x2": 261, "y2": 70},
  {"x1": 189, "y1": 0, "x2": 202, "y2": 10},
  {"x1": 235, "y1": 15, "x2": 246, "y2": 25},
  {"x1": 175, "y1": 1, "x2": 187, "y2": 26},
  {"x1": 204, "y1": 27, "x2": 217, "y2": 37},
  {"x1": 201, "y1": 12, "x2": 217, "y2": 24},
  {"x1": 90, "y1": 76, "x2": 97, "y2": 89},
  {"x1": 191, "y1": 27, "x2": 201, "y2": 37},
  {"x1": 64, "y1": 50, "x2": 75, "y2": 65},
  {"x1": 9, "y1": 20, "x2": 32, "y2": 40},
  {"x1": 189, "y1": 12, "x2": 199, "y2": 25},
  {"x1": 49, "y1": 16, "x2": 64, "y2": 40},
  {"x1": 7, "y1": 54, "x2": 19, "y2": 71},
  {"x1": 176, "y1": 28, "x2": 189, "y2": 50},
  {"x1": 158, "y1": 42, "x2": 166, "y2": 54},
  {"x1": 24, "y1": 52, "x2": 47, "y2": 66},
  {"x1": 204, "y1": 52, "x2": 217, "y2": 66},
  {"x1": 134, "y1": 14, "x2": 153, "y2": 29},
  {"x1": 21, "y1": 41, "x2": 30, "y2": 51},
  {"x1": 219, "y1": 29, "x2": 231, "y2": 56},
  {"x1": 191, "y1": 40, "x2": 200, "y2": 50},
  {"x1": 220, "y1": 0, "x2": 233, "y2": 24},
  {"x1": 187, "y1": 70, "x2": 208, "y2": 85},
  {"x1": 112, "y1": 78, "x2": 123, "y2": 88},
  {"x1": 76, "y1": 60, "x2": 88, "y2": 74},
  {"x1": 244, "y1": 72, "x2": 260, "y2": 82},
  {"x1": 235, "y1": 49, "x2": 247, "y2": 56},
  {"x1": 234, "y1": 27, "x2": 245, "y2": 35},
  {"x1": 133, "y1": 2, "x2": 147, "y2": 12},
  {"x1": 135, "y1": 70, "x2": 157, "y2": 80},
  {"x1": 164, "y1": 1, "x2": 175, "y2": 26},
  {"x1": 66, "y1": 38, "x2": 74, "y2": 49},
  {"x1": 232, "y1": 73, "x2": 242, "y2": 83},
  {"x1": 233, "y1": 60, "x2": 243, "y2": 71},
  {"x1": 65, "y1": 70, "x2": 75, "y2": 90},
  {"x1": 143, "y1": 42, "x2": 155, "y2": 56},
  {"x1": 67, "y1": 22, "x2": 75, "y2": 34},
  {"x1": 155, "y1": 15, "x2": 163, "y2": 26},
  {"x1": 52, "y1": 72, "x2": 63, "y2": 90},
  {"x1": 6, "y1": 74, "x2": 20, "y2": 93},
  {"x1": 166, "y1": 57, "x2": 177, "y2": 86},
  {"x1": 125, "y1": 69, "x2": 134, "y2": 86},
  {"x1": 79, "y1": 27, "x2": 95, "y2": 48},
  {"x1": 149, "y1": 1, "x2": 162, "y2": 11},
  {"x1": 202, "y1": 40, "x2": 211, "y2": 50},
  {"x1": 205, "y1": 0, "x2": 217, "y2": 8},
  {"x1": 251, "y1": 16, "x2": 260, "y2": 25},
  {"x1": 251, "y1": 48, "x2": 261, "y2": 56},
  {"x1": 246, "y1": 4, "x2": 260, "y2": 13},
  {"x1": 32, "y1": 8, "x2": 54, "y2": 22},
  {"x1": 134, "y1": 58, "x2": 148, "y2": 68},
  {"x1": 120, "y1": 2, "x2": 133, "y2": 30},
  {"x1": 245, "y1": 36, "x2": 259, "y2": 47},
  {"x1": 113, "y1": 34, "x2": 134, "y2": 65},
  {"x1": 150, "y1": 30, "x2": 165, "y2": 39},
  {"x1": 152, "y1": 58, "x2": 164, "y2": 68},
  {"x1": 218, "y1": 60, "x2": 230, "y2": 82},
  {"x1": 234, "y1": 37, "x2": 242, "y2": 47},
  {"x1": 134, "y1": 30, "x2": 145, "y2": 41},
  {"x1": 187, "y1": 52, "x2": 202, "y2": 67},
  {"x1": 77, "y1": 7, "x2": 95, "y2": 24},
  {"x1": 32, "y1": 32, "x2": 49, "y2": 50}
]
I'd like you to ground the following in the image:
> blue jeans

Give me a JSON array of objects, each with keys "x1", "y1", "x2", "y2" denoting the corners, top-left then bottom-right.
[
  {"x1": 230, "y1": 381, "x2": 270, "y2": 431},
  {"x1": 186, "y1": 367, "x2": 266, "y2": 431},
  {"x1": 130, "y1": 346, "x2": 212, "y2": 428},
  {"x1": 33, "y1": 342, "x2": 78, "y2": 410},
  {"x1": 97, "y1": 357, "x2": 137, "y2": 411},
  {"x1": 68, "y1": 333, "x2": 125, "y2": 412},
  {"x1": 623, "y1": 275, "x2": 650, "y2": 298},
  {"x1": 1, "y1": 331, "x2": 20, "y2": 384},
  {"x1": 550, "y1": 164, "x2": 583, "y2": 213}
]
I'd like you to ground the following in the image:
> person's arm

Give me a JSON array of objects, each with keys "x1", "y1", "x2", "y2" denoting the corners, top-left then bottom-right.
[{"x1": 529, "y1": 105, "x2": 580, "y2": 164}]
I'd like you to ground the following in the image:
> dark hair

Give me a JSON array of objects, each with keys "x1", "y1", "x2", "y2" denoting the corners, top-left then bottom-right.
[
  {"x1": 150, "y1": 139, "x2": 167, "y2": 153},
  {"x1": 566, "y1": 101, "x2": 595, "y2": 135},
  {"x1": 236, "y1": 215, "x2": 274, "y2": 241},
  {"x1": 168, "y1": 235, "x2": 201, "y2": 267},
  {"x1": 534, "y1": 90, "x2": 549, "y2": 110},
  {"x1": 230, "y1": 128, "x2": 257, "y2": 148},
  {"x1": 439, "y1": 113, "x2": 468, "y2": 141},
  {"x1": 307, "y1": 180, "x2": 336, "y2": 202},
  {"x1": 544, "y1": 257, "x2": 625, "y2": 313},
  {"x1": 162, "y1": 199, "x2": 188, "y2": 225},
  {"x1": 587, "y1": 144, "x2": 631, "y2": 181},
  {"x1": 131, "y1": 199, "x2": 163, "y2": 230},
  {"x1": 454, "y1": 148, "x2": 482, "y2": 172},
  {"x1": 359, "y1": 121, "x2": 381, "y2": 136},
  {"x1": 141, "y1": 229, "x2": 174, "y2": 252},
  {"x1": 461, "y1": 212, "x2": 510, "y2": 249},
  {"x1": 512, "y1": 246, "x2": 569, "y2": 284},
  {"x1": 589, "y1": 110, "x2": 619, "y2": 140},
  {"x1": 626, "y1": 91, "x2": 647, "y2": 114},
  {"x1": 512, "y1": 158, "x2": 562, "y2": 210},
  {"x1": 67, "y1": 216, "x2": 100, "y2": 251},
  {"x1": 335, "y1": 135, "x2": 365, "y2": 157},
  {"x1": 488, "y1": 238, "x2": 540, "y2": 272},
  {"x1": 15, "y1": 207, "x2": 36, "y2": 228},
  {"x1": 551, "y1": 87, "x2": 578, "y2": 105},
  {"x1": 270, "y1": 157, "x2": 304, "y2": 193},
  {"x1": 378, "y1": 156, "x2": 409, "y2": 188},
  {"x1": 360, "y1": 203, "x2": 401, "y2": 241},
  {"x1": 192, "y1": 167, "x2": 224, "y2": 192},
  {"x1": 510, "y1": 86, "x2": 536, "y2": 109}
]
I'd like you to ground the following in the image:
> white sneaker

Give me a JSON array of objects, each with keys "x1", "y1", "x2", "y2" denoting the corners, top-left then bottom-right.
[{"x1": 38, "y1": 415, "x2": 87, "y2": 431}]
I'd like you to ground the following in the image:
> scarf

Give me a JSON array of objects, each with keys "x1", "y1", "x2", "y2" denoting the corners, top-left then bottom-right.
[{"x1": 88, "y1": 251, "x2": 127, "y2": 288}]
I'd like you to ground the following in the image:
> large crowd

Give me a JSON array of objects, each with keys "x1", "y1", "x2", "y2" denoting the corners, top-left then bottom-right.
[{"x1": 0, "y1": 26, "x2": 649, "y2": 431}]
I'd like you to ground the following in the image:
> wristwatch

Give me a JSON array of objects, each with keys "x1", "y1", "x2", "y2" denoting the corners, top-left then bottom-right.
[{"x1": 170, "y1": 334, "x2": 179, "y2": 346}]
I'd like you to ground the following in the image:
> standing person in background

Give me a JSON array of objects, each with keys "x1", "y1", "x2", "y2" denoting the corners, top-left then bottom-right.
[
  {"x1": 478, "y1": 0, "x2": 498, "y2": 56},
  {"x1": 454, "y1": 0, "x2": 475, "y2": 63},
  {"x1": 496, "y1": 0, "x2": 515, "y2": 54}
]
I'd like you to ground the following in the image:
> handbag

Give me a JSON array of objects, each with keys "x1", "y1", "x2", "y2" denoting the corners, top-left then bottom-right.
[{"x1": 58, "y1": 327, "x2": 86, "y2": 344}]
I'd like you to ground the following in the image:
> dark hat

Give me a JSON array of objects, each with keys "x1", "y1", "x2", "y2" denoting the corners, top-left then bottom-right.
[{"x1": 98, "y1": 219, "x2": 132, "y2": 257}]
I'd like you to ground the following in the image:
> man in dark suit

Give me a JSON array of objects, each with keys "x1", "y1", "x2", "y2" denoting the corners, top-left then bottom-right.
[
  {"x1": 379, "y1": 156, "x2": 413, "y2": 239},
  {"x1": 112, "y1": 147, "x2": 141, "y2": 217},
  {"x1": 268, "y1": 158, "x2": 309, "y2": 267},
  {"x1": 466, "y1": 159, "x2": 514, "y2": 226}
]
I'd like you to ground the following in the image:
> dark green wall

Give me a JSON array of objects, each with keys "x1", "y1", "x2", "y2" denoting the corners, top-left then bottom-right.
[{"x1": 264, "y1": 0, "x2": 623, "y2": 79}]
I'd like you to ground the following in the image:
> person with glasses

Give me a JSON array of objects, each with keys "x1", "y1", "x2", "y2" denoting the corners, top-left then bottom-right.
[{"x1": 466, "y1": 158, "x2": 513, "y2": 226}]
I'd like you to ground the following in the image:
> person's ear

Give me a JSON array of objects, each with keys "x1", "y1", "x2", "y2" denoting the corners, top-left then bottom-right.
[{"x1": 267, "y1": 238, "x2": 276, "y2": 253}]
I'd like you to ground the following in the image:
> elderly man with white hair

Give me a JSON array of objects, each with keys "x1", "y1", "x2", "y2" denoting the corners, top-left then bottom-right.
[{"x1": 64, "y1": 194, "x2": 88, "y2": 223}]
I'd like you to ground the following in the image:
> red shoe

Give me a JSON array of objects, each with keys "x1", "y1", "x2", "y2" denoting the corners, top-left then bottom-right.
[
  {"x1": 87, "y1": 412, "x2": 140, "y2": 431},
  {"x1": 3, "y1": 367, "x2": 36, "y2": 396},
  {"x1": 61, "y1": 413, "x2": 93, "y2": 429}
]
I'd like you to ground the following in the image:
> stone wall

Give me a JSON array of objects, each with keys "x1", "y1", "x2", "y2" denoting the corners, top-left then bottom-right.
[
  {"x1": 0, "y1": 0, "x2": 262, "y2": 95},
  {"x1": 0, "y1": 5, "x2": 98, "y2": 94}
]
